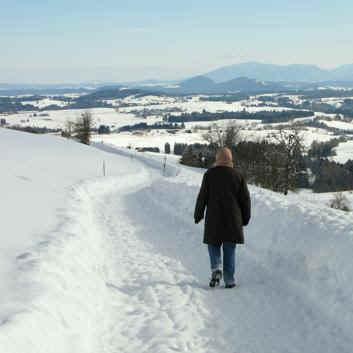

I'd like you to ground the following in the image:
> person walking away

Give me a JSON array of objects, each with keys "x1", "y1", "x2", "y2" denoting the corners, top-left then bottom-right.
[{"x1": 194, "y1": 147, "x2": 251, "y2": 288}]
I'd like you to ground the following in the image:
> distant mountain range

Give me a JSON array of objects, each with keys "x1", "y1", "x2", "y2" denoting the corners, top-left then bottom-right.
[
  {"x1": 2, "y1": 62, "x2": 353, "y2": 96},
  {"x1": 204, "y1": 62, "x2": 353, "y2": 83},
  {"x1": 177, "y1": 75, "x2": 283, "y2": 93}
]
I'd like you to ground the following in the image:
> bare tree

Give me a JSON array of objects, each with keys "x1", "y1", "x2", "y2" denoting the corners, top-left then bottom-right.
[
  {"x1": 74, "y1": 111, "x2": 94, "y2": 145},
  {"x1": 62, "y1": 120, "x2": 75, "y2": 138},
  {"x1": 329, "y1": 192, "x2": 351, "y2": 212},
  {"x1": 203, "y1": 122, "x2": 242, "y2": 149}
]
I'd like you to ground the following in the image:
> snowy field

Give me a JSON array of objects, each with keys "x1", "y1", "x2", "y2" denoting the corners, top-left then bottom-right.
[
  {"x1": 320, "y1": 119, "x2": 353, "y2": 131},
  {"x1": 21, "y1": 98, "x2": 70, "y2": 109},
  {"x1": 118, "y1": 95, "x2": 295, "y2": 114},
  {"x1": 91, "y1": 126, "x2": 338, "y2": 157},
  {"x1": 321, "y1": 97, "x2": 353, "y2": 108},
  {"x1": 2, "y1": 95, "x2": 300, "y2": 131},
  {"x1": 0, "y1": 128, "x2": 133, "y2": 321},
  {"x1": 93, "y1": 130, "x2": 206, "y2": 151},
  {"x1": 2, "y1": 108, "x2": 154, "y2": 130},
  {"x1": 1, "y1": 127, "x2": 353, "y2": 353},
  {"x1": 2, "y1": 91, "x2": 353, "y2": 163},
  {"x1": 332, "y1": 140, "x2": 353, "y2": 164}
]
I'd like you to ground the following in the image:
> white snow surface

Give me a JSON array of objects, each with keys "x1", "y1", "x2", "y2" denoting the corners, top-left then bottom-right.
[
  {"x1": 5, "y1": 108, "x2": 146, "y2": 130},
  {"x1": 332, "y1": 140, "x2": 353, "y2": 163},
  {"x1": 21, "y1": 98, "x2": 69, "y2": 108},
  {"x1": 320, "y1": 120, "x2": 353, "y2": 131},
  {"x1": 1, "y1": 128, "x2": 353, "y2": 353},
  {"x1": 92, "y1": 130, "x2": 206, "y2": 152}
]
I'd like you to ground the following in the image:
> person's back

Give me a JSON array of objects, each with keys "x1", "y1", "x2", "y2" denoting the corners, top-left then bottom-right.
[
  {"x1": 200, "y1": 166, "x2": 250, "y2": 244},
  {"x1": 194, "y1": 147, "x2": 251, "y2": 288}
]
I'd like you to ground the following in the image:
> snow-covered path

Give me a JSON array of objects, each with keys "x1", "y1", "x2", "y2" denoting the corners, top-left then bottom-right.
[
  {"x1": 99, "y1": 176, "x2": 211, "y2": 353},
  {"x1": 2, "y1": 132, "x2": 353, "y2": 353},
  {"x1": 116, "y1": 159, "x2": 353, "y2": 353},
  {"x1": 88, "y1": 146, "x2": 353, "y2": 353}
]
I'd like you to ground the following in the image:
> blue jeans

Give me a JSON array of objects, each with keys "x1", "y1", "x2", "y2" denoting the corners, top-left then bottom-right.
[{"x1": 208, "y1": 242, "x2": 236, "y2": 285}]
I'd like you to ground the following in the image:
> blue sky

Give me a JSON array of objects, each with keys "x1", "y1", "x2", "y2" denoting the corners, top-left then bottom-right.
[{"x1": 2, "y1": 0, "x2": 353, "y2": 83}]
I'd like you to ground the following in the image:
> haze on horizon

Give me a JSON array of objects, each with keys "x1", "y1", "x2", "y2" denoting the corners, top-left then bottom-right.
[{"x1": 2, "y1": 0, "x2": 353, "y2": 84}]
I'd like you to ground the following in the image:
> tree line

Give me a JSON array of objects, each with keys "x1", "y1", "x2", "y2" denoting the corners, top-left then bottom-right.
[
  {"x1": 165, "y1": 109, "x2": 314, "y2": 124},
  {"x1": 119, "y1": 122, "x2": 184, "y2": 132},
  {"x1": 178, "y1": 124, "x2": 353, "y2": 194}
]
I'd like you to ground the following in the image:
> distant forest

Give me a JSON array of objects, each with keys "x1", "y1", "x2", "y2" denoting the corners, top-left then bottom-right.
[
  {"x1": 178, "y1": 138, "x2": 353, "y2": 194},
  {"x1": 165, "y1": 110, "x2": 314, "y2": 124},
  {"x1": 119, "y1": 122, "x2": 185, "y2": 132}
]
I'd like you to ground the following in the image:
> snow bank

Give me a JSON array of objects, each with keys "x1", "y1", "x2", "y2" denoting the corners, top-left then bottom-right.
[
  {"x1": 95, "y1": 144, "x2": 353, "y2": 342},
  {"x1": 113, "y1": 150, "x2": 353, "y2": 352},
  {"x1": 2, "y1": 131, "x2": 353, "y2": 353},
  {"x1": 0, "y1": 128, "x2": 139, "y2": 321}
]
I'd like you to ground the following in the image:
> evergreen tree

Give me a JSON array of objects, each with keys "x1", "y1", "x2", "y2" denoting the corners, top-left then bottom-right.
[
  {"x1": 180, "y1": 146, "x2": 198, "y2": 166},
  {"x1": 174, "y1": 143, "x2": 187, "y2": 155},
  {"x1": 98, "y1": 125, "x2": 110, "y2": 134}
]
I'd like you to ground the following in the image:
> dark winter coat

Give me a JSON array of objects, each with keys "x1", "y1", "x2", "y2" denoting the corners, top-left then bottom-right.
[{"x1": 194, "y1": 166, "x2": 251, "y2": 244}]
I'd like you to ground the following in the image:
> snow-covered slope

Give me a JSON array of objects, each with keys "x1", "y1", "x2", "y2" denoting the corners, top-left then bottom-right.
[
  {"x1": 0, "y1": 128, "x2": 141, "y2": 321},
  {"x1": 1, "y1": 129, "x2": 353, "y2": 353}
]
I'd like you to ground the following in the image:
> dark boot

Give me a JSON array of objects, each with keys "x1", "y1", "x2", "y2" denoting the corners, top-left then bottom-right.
[
  {"x1": 225, "y1": 283, "x2": 236, "y2": 289},
  {"x1": 209, "y1": 270, "x2": 222, "y2": 288}
]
